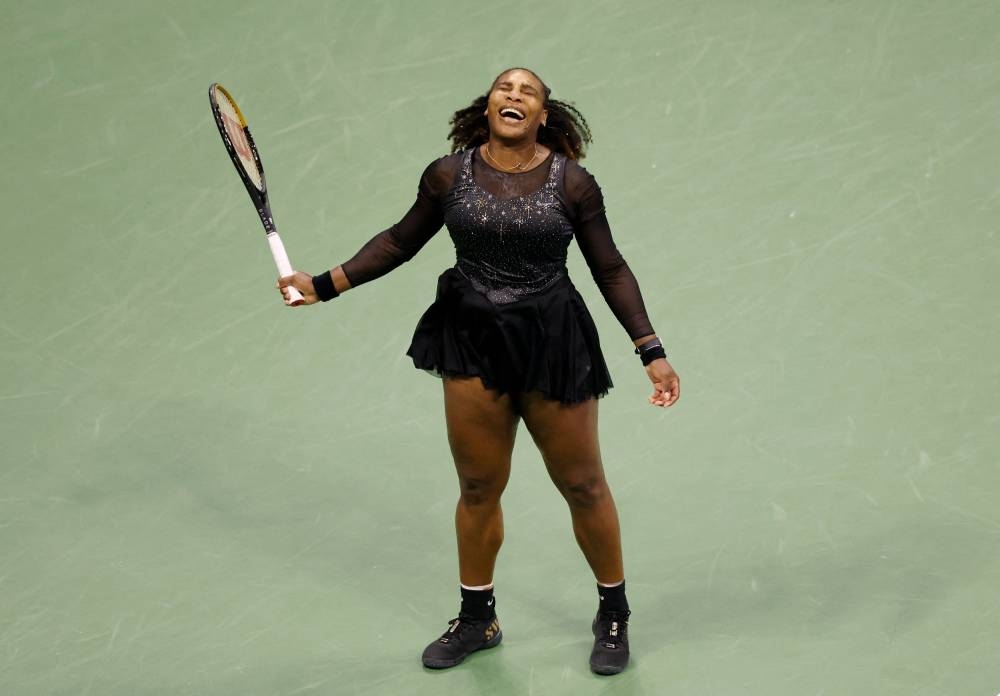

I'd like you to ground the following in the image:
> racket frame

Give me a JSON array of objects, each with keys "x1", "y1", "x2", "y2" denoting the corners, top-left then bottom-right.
[{"x1": 209, "y1": 82, "x2": 304, "y2": 305}]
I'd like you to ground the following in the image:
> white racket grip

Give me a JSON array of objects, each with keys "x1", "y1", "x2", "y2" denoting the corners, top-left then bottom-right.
[{"x1": 266, "y1": 231, "x2": 305, "y2": 306}]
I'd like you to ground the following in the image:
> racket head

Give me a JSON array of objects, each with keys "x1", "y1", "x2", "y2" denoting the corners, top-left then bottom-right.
[{"x1": 209, "y1": 83, "x2": 267, "y2": 195}]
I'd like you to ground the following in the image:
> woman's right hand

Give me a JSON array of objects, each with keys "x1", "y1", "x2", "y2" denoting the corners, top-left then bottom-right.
[{"x1": 277, "y1": 272, "x2": 319, "y2": 306}]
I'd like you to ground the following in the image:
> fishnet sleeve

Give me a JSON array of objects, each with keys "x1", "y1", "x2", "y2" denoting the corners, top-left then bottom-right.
[
  {"x1": 565, "y1": 161, "x2": 655, "y2": 340},
  {"x1": 339, "y1": 156, "x2": 458, "y2": 287}
]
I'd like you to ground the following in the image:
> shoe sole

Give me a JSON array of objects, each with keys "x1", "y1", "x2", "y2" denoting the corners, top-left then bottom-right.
[
  {"x1": 422, "y1": 631, "x2": 503, "y2": 669},
  {"x1": 590, "y1": 661, "x2": 627, "y2": 676}
]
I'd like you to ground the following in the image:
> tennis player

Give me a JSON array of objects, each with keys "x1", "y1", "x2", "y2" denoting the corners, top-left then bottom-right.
[{"x1": 279, "y1": 67, "x2": 680, "y2": 675}]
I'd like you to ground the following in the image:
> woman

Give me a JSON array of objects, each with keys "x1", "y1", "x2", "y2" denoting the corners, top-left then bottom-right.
[{"x1": 279, "y1": 68, "x2": 680, "y2": 675}]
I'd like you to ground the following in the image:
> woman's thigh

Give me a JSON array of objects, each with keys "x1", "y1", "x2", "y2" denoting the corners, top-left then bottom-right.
[
  {"x1": 518, "y1": 392, "x2": 607, "y2": 505},
  {"x1": 443, "y1": 376, "x2": 520, "y2": 501}
]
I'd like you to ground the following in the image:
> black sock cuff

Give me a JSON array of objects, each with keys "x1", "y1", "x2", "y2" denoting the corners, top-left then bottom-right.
[
  {"x1": 460, "y1": 586, "x2": 496, "y2": 620},
  {"x1": 598, "y1": 581, "x2": 629, "y2": 614}
]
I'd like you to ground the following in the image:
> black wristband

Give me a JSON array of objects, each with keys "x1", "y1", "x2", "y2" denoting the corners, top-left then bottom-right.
[
  {"x1": 635, "y1": 337, "x2": 666, "y2": 365},
  {"x1": 639, "y1": 345, "x2": 666, "y2": 366},
  {"x1": 634, "y1": 337, "x2": 662, "y2": 355},
  {"x1": 311, "y1": 270, "x2": 339, "y2": 301}
]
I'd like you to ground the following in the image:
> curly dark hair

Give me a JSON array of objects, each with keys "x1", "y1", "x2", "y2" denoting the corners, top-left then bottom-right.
[{"x1": 447, "y1": 68, "x2": 593, "y2": 160}]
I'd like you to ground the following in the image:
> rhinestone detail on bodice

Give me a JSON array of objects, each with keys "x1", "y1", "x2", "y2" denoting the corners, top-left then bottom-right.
[{"x1": 442, "y1": 150, "x2": 575, "y2": 304}]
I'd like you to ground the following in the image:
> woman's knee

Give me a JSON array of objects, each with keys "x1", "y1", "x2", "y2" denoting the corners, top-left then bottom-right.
[
  {"x1": 555, "y1": 474, "x2": 609, "y2": 510},
  {"x1": 458, "y1": 473, "x2": 506, "y2": 507}
]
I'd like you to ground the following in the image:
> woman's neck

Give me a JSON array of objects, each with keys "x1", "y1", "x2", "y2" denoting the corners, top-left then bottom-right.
[{"x1": 482, "y1": 138, "x2": 545, "y2": 173}]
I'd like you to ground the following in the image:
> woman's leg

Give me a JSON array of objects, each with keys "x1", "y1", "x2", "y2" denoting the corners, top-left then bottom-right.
[
  {"x1": 422, "y1": 376, "x2": 517, "y2": 669},
  {"x1": 443, "y1": 376, "x2": 520, "y2": 586},
  {"x1": 518, "y1": 391, "x2": 631, "y2": 675},
  {"x1": 518, "y1": 392, "x2": 623, "y2": 584}
]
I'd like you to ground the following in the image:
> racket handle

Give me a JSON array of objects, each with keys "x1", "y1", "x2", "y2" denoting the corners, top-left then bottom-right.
[{"x1": 266, "y1": 231, "x2": 305, "y2": 306}]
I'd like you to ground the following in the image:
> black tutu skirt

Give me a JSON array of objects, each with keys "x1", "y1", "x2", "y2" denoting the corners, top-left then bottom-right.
[{"x1": 406, "y1": 268, "x2": 613, "y2": 403}]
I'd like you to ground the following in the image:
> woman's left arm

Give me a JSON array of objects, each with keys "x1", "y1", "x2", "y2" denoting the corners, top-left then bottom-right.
[
  {"x1": 570, "y1": 166, "x2": 680, "y2": 407},
  {"x1": 631, "y1": 334, "x2": 680, "y2": 408}
]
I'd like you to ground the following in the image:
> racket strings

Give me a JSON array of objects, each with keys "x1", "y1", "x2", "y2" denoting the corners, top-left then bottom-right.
[{"x1": 213, "y1": 87, "x2": 264, "y2": 191}]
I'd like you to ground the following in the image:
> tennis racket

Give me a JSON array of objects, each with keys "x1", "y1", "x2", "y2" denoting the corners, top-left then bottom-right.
[{"x1": 208, "y1": 82, "x2": 305, "y2": 306}]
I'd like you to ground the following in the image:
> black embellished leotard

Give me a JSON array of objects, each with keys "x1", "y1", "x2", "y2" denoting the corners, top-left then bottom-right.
[
  {"x1": 340, "y1": 148, "x2": 655, "y2": 401},
  {"x1": 444, "y1": 149, "x2": 574, "y2": 304}
]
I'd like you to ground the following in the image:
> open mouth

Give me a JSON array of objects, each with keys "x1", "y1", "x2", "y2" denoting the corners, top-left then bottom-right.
[{"x1": 499, "y1": 107, "x2": 526, "y2": 122}]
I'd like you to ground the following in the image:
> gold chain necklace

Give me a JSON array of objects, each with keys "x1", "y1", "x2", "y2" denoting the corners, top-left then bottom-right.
[{"x1": 484, "y1": 143, "x2": 538, "y2": 172}]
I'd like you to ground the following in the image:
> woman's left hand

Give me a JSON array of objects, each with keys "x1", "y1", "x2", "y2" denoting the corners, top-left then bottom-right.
[{"x1": 645, "y1": 357, "x2": 680, "y2": 408}]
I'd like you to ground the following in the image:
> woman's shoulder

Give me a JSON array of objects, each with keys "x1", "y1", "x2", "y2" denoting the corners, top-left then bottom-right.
[
  {"x1": 559, "y1": 156, "x2": 603, "y2": 209},
  {"x1": 561, "y1": 156, "x2": 598, "y2": 186},
  {"x1": 420, "y1": 151, "x2": 467, "y2": 197},
  {"x1": 425, "y1": 150, "x2": 468, "y2": 174},
  {"x1": 428, "y1": 149, "x2": 467, "y2": 166}
]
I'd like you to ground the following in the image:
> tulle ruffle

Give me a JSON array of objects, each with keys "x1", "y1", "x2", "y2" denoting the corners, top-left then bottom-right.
[{"x1": 406, "y1": 268, "x2": 612, "y2": 403}]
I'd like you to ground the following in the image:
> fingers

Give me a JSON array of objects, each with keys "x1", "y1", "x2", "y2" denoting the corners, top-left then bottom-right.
[
  {"x1": 276, "y1": 275, "x2": 295, "y2": 305},
  {"x1": 648, "y1": 380, "x2": 663, "y2": 406},
  {"x1": 647, "y1": 372, "x2": 680, "y2": 409},
  {"x1": 648, "y1": 390, "x2": 676, "y2": 407},
  {"x1": 648, "y1": 384, "x2": 670, "y2": 408},
  {"x1": 660, "y1": 376, "x2": 680, "y2": 407}
]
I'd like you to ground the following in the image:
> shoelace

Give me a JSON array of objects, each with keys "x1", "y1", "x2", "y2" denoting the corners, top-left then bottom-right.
[
  {"x1": 597, "y1": 612, "x2": 629, "y2": 649},
  {"x1": 439, "y1": 616, "x2": 480, "y2": 643}
]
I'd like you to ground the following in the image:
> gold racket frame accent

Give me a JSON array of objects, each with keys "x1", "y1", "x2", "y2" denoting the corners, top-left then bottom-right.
[
  {"x1": 210, "y1": 82, "x2": 264, "y2": 192},
  {"x1": 212, "y1": 83, "x2": 248, "y2": 128}
]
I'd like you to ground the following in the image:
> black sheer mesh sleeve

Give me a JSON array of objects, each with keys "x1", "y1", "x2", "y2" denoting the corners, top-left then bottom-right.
[
  {"x1": 564, "y1": 161, "x2": 655, "y2": 340},
  {"x1": 339, "y1": 155, "x2": 459, "y2": 287}
]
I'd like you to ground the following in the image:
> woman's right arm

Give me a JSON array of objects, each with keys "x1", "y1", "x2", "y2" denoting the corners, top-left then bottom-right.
[{"x1": 279, "y1": 157, "x2": 454, "y2": 304}]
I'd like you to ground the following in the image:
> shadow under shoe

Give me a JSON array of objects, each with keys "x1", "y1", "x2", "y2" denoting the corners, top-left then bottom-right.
[
  {"x1": 590, "y1": 610, "x2": 630, "y2": 675},
  {"x1": 422, "y1": 613, "x2": 502, "y2": 669}
]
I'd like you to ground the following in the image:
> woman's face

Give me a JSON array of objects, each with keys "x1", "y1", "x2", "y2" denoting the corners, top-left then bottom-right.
[{"x1": 485, "y1": 69, "x2": 548, "y2": 142}]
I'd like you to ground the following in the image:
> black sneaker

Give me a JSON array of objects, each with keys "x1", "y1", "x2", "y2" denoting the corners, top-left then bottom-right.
[
  {"x1": 421, "y1": 613, "x2": 502, "y2": 669},
  {"x1": 590, "y1": 610, "x2": 630, "y2": 675}
]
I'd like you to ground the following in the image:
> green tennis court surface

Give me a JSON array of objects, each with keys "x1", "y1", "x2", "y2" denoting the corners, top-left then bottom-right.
[{"x1": 2, "y1": 1, "x2": 998, "y2": 694}]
